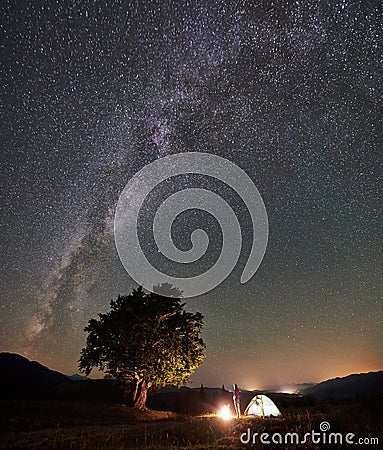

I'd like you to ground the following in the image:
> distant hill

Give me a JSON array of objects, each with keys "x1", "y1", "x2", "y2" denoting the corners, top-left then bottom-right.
[
  {"x1": 264, "y1": 382, "x2": 315, "y2": 393},
  {"x1": 68, "y1": 373, "x2": 89, "y2": 381},
  {"x1": 1, "y1": 353, "x2": 381, "y2": 409},
  {"x1": 0, "y1": 353, "x2": 132, "y2": 404},
  {"x1": 300, "y1": 371, "x2": 383, "y2": 403},
  {"x1": 0, "y1": 352, "x2": 69, "y2": 398}
]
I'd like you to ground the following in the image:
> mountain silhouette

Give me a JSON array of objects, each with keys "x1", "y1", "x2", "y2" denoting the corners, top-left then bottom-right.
[
  {"x1": 0, "y1": 352, "x2": 127, "y2": 403},
  {"x1": 0, "y1": 352, "x2": 68, "y2": 398},
  {"x1": 1, "y1": 353, "x2": 382, "y2": 408},
  {"x1": 300, "y1": 371, "x2": 383, "y2": 403}
]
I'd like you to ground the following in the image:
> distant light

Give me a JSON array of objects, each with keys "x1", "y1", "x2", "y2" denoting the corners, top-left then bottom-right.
[
  {"x1": 280, "y1": 387, "x2": 296, "y2": 394},
  {"x1": 219, "y1": 404, "x2": 232, "y2": 420}
]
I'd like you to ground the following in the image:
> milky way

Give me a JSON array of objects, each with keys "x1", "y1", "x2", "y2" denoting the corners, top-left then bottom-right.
[{"x1": 1, "y1": 0, "x2": 382, "y2": 388}]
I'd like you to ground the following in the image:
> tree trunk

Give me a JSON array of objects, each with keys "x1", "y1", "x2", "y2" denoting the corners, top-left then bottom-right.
[{"x1": 132, "y1": 379, "x2": 151, "y2": 410}]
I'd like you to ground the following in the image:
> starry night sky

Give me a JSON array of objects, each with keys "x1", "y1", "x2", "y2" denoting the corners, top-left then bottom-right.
[{"x1": 1, "y1": 0, "x2": 382, "y2": 389}]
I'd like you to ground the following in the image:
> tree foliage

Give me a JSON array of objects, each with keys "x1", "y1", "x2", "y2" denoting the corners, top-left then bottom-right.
[{"x1": 79, "y1": 286, "x2": 205, "y2": 409}]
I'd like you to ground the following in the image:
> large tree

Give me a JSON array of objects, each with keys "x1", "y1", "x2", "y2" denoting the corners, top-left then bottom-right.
[{"x1": 79, "y1": 286, "x2": 206, "y2": 409}]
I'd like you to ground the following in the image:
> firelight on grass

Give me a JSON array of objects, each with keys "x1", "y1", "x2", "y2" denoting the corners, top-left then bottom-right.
[{"x1": 218, "y1": 404, "x2": 232, "y2": 420}]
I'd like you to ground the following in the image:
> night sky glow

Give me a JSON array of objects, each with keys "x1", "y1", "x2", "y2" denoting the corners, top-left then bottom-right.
[{"x1": 1, "y1": 0, "x2": 382, "y2": 389}]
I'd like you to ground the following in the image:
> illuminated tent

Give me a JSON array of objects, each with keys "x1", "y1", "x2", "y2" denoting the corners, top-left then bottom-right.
[{"x1": 244, "y1": 394, "x2": 282, "y2": 417}]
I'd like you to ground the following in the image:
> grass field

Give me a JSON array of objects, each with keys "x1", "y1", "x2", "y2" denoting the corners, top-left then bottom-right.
[{"x1": 0, "y1": 400, "x2": 382, "y2": 449}]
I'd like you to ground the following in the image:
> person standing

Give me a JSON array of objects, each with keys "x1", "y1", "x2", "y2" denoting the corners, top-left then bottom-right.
[{"x1": 233, "y1": 384, "x2": 241, "y2": 418}]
